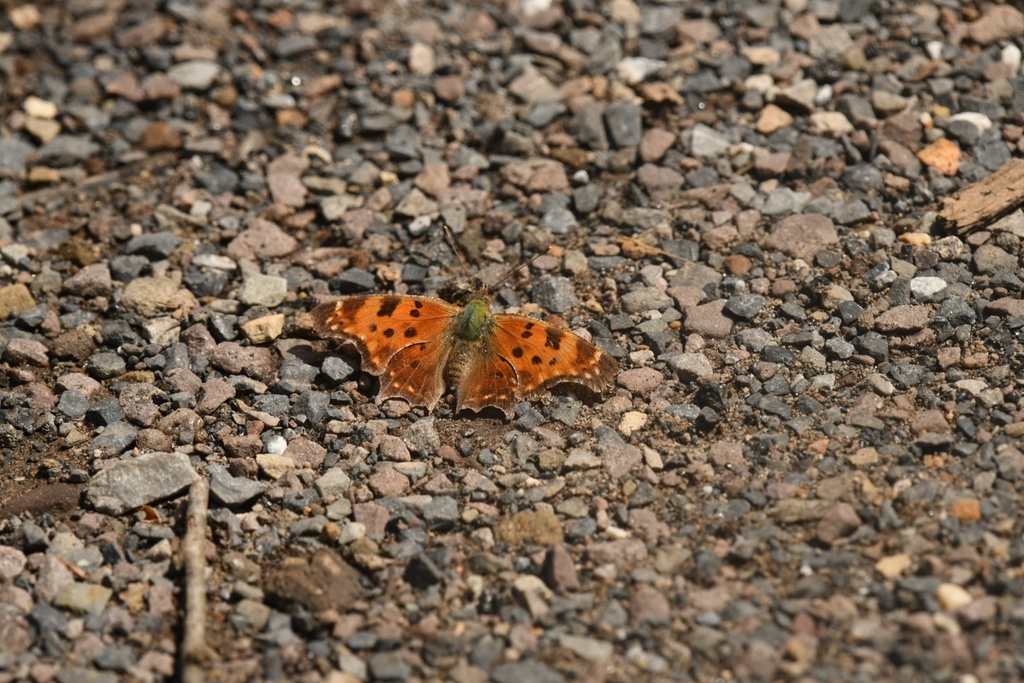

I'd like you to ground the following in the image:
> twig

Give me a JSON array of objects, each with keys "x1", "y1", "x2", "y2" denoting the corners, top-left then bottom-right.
[
  {"x1": 19, "y1": 151, "x2": 179, "y2": 206},
  {"x1": 937, "y1": 157, "x2": 1024, "y2": 235},
  {"x1": 181, "y1": 476, "x2": 210, "y2": 683}
]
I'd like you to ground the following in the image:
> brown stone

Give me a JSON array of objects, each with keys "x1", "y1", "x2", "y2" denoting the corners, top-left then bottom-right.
[
  {"x1": 918, "y1": 138, "x2": 961, "y2": 177},
  {"x1": 495, "y1": 509, "x2": 564, "y2": 545},
  {"x1": 949, "y1": 498, "x2": 982, "y2": 523}
]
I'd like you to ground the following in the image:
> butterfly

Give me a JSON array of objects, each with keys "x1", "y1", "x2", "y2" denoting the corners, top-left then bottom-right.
[{"x1": 309, "y1": 294, "x2": 618, "y2": 418}]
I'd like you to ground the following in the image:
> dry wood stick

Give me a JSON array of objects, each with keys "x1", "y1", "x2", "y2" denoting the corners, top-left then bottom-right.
[
  {"x1": 937, "y1": 157, "x2": 1024, "y2": 235},
  {"x1": 181, "y1": 476, "x2": 210, "y2": 683}
]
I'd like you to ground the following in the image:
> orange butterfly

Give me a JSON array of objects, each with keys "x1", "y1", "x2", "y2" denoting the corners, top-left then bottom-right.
[{"x1": 309, "y1": 294, "x2": 618, "y2": 418}]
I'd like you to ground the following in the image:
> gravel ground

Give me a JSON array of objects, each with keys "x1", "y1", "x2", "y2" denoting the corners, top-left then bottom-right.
[{"x1": 1, "y1": 0, "x2": 1024, "y2": 681}]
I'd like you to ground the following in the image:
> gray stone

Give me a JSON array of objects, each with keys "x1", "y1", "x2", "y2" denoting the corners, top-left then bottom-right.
[
  {"x1": 315, "y1": 467, "x2": 352, "y2": 498},
  {"x1": 842, "y1": 164, "x2": 883, "y2": 192},
  {"x1": 764, "y1": 214, "x2": 838, "y2": 261},
  {"x1": 573, "y1": 184, "x2": 603, "y2": 214},
  {"x1": 831, "y1": 200, "x2": 871, "y2": 225},
  {"x1": 668, "y1": 353, "x2": 714, "y2": 381},
  {"x1": 209, "y1": 466, "x2": 266, "y2": 506},
  {"x1": 569, "y1": 103, "x2": 609, "y2": 150},
  {"x1": 684, "y1": 299, "x2": 733, "y2": 338},
  {"x1": 367, "y1": 651, "x2": 411, "y2": 681},
  {"x1": 125, "y1": 232, "x2": 182, "y2": 260},
  {"x1": 239, "y1": 274, "x2": 288, "y2": 307},
  {"x1": 620, "y1": 286, "x2": 672, "y2": 313},
  {"x1": 86, "y1": 451, "x2": 198, "y2": 515},
  {"x1": 57, "y1": 390, "x2": 89, "y2": 420},
  {"x1": 167, "y1": 60, "x2": 221, "y2": 90},
  {"x1": 422, "y1": 496, "x2": 459, "y2": 531},
  {"x1": 0, "y1": 137, "x2": 34, "y2": 171},
  {"x1": 85, "y1": 398, "x2": 125, "y2": 427},
  {"x1": 539, "y1": 205, "x2": 578, "y2": 236},
  {"x1": 975, "y1": 128, "x2": 1012, "y2": 171},
  {"x1": 973, "y1": 244, "x2": 1018, "y2": 275},
  {"x1": 321, "y1": 356, "x2": 356, "y2": 383},
  {"x1": 292, "y1": 390, "x2": 330, "y2": 424},
  {"x1": 36, "y1": 135, "x2": 101, "y2": 166},
  {"x1": 52, "y1": 583, "x2": 113, "y2": 617},
  {"x1": 332, "y1": 268, "x2": 377, "y2": 293},
  {"x1": 88, "y1": 422, "x2": 139, "y2": 457},
  {"x1": 854, "y1": 332, "x2": 889, "y2": 362},
  {"x1": 403, "y1": 417, "x2": 440, "y2": 456},
  {"x1": 491, "y1": 660, "x2": 563, "y2": 683},
  {"x1": 531, "y1": 277, "x2": 578, "y2": 314},
  {"x1": 276, "y1": 359, "x2": 318, "y2": 394},
  {"x1": 604, "y1": 102, "x2": 643, "y2": 148},
  {"x1": 525, "y1": 100, "x2": 567, "y2": 127},
  {"x1": 724, "y1": 294, "x2": 767, "y2": 320},
  {"x1": 689, "y1": 123, "x2": 730, "y2": 157},
  {"x1": 824, "y1": 338, "x2": 855, "y2": 359},
  {"x1": 934, "y1": 298, "x2": 976, "y2": 327},
  {"x1": 558, "y1": 633, "x2": 613, "y2": 662},
  {"x1": 88, "y1": 352, "x2": 127, "y2": 380}
]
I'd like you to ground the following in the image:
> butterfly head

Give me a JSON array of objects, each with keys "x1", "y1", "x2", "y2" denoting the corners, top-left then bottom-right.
[{"x1": 454, "y1": 298, "x2": 493, "y2": 342}]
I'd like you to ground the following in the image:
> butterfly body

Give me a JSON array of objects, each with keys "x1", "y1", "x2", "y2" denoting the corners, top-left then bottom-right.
[
  {"x1": 453, "y1": 298, "x2": 493, "y2": 342},
  {"x1": 310, "y1": 294, "x2": 617, "y2": 418},
  {"x1": 446, "y1": 298, "x2": 494, "y2": 387}
]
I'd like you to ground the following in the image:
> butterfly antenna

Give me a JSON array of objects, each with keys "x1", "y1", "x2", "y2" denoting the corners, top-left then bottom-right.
[
  {"x1": 443, "y1": 224, "x2": 473, "y2": 281},
  {"x1": 488, "y1": 247, "x2": 551, "y2": 293}
]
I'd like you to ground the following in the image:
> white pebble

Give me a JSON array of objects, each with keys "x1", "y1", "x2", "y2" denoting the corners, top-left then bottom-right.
[
  {"x1": 936, "y1": 583, "x2": 972, "y2": 611},
  {"x1": 23, "y1": 95, "x2": 58, "y2": 119},
  {"x1": 616, "y1": 57, "x2": 666, "y2": 85},
  {"x1": 814, "y1": 84, "x2": 833, "y2": 107},
  {"x1": 910, "y1": 276, "x2": 947, "y2": 299},
  {"x1": 744, "y1": 73, "x2": 774, "y2": 94},
  {"x1": 191, "y1": 253, "x2": 238, "y2": 271},
  {"x1": 408, "y1": 42, "x2": 435, "y2": 76},
  {"x1": 867, "y1": 373, "x2": 895, "y2": 397},
  {"x1": 1002, "y1": 44, "x2": 1022, "y2": 73},
  {"x1": 618, "y1": 411, "x2": 647, "y2": 437},
  {"x1": 520, "y1": 0, "x2": 552, "y2": 15},
  {"x1": 338, "y1": 522, "x2": 366, "y2": 544},
  {"x1": 628, "y1": 349, "x2": 655, "y2": 365},
  {"x1": 949, "y1": 112, "x2": 992, "y2": 133},
  {"x1": 810, "y1": 374, "x2": 835, "y2": 392},
  {"x1": 954, "y1": 379, "x2": 987, "y2": 396}
]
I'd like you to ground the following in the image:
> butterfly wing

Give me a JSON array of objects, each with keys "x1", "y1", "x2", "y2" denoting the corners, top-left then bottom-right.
[
  {"x1": 455, "y1": 346, "x2": 519, "y2": 418},
  {"x1": 375, "y1": 333, "x2": 454, "y2": 411},
  {"x1": 459, "y1": 314, "x2": 618, "y2": 416},
  {"x1": 310, "y1": 295, "x2": 459, "y2": 410}
]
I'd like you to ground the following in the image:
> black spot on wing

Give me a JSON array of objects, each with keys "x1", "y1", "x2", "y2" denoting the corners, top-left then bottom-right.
[
  {"x1": 544, "y1": 327, "x2": 563, "y2": 350},
  {"x1": 531, "y1": 355, "x2": 542, "y2": 365},
  {"x1": 340, "y1": 298, "x2": 363, "y2": 315},
  {"x1": 377, "y1": 297, "x2": 401, "y2": 317},
  {"x1": 512, "y1": 347, "x2": 524, "y2": 358},
  {"x1": 383, "y1": 328, "x2": 395, "y2": 338},
  {"x1": 404, "y1": 328, "x2": 417, "y2": 338}
]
